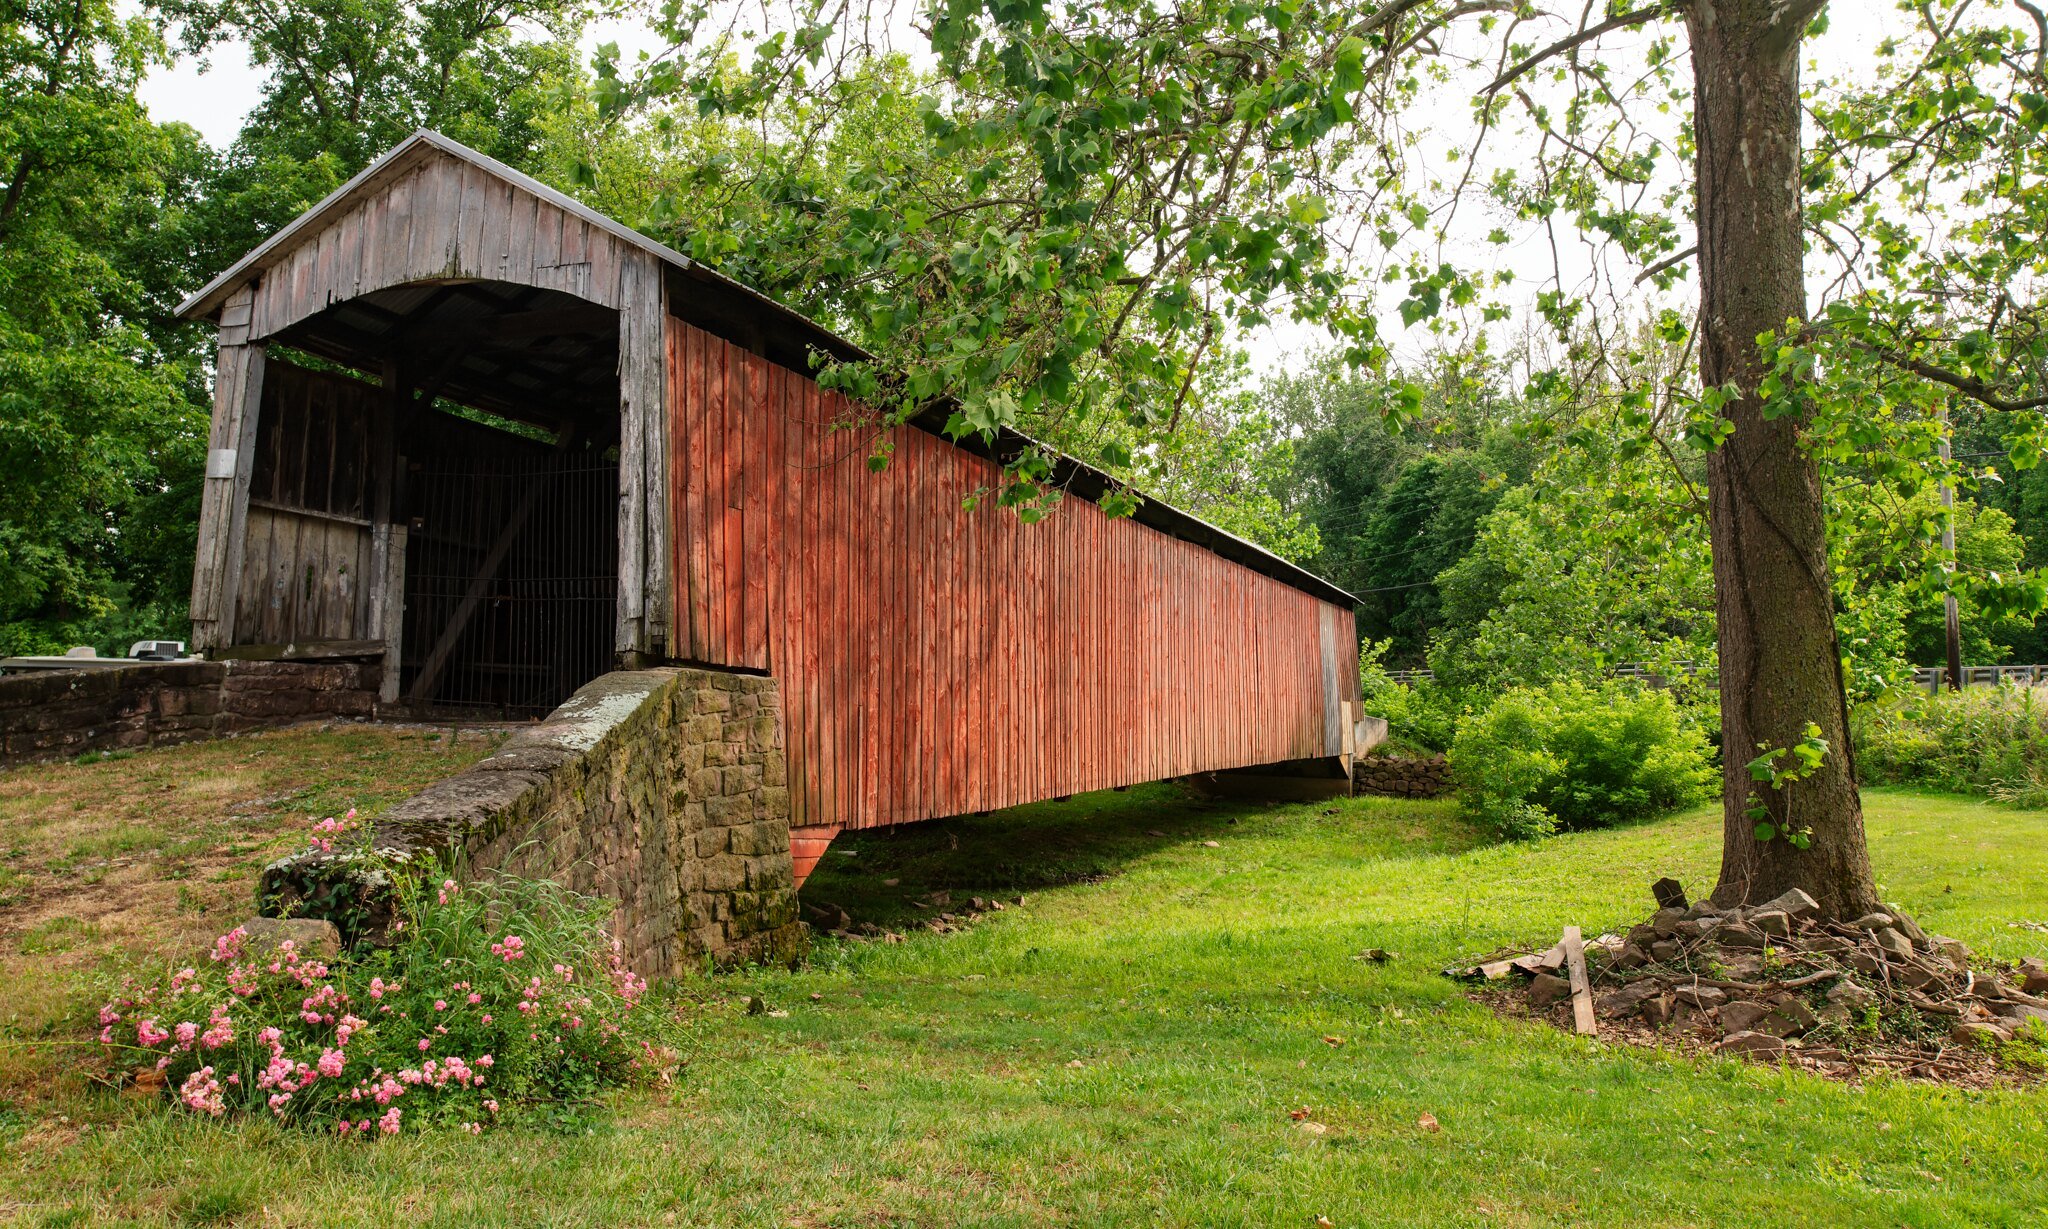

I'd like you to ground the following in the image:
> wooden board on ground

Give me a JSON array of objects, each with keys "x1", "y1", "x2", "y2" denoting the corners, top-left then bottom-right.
[{"x1": 1562, "y1": 925, "x2": 1597, "y2": 1037}]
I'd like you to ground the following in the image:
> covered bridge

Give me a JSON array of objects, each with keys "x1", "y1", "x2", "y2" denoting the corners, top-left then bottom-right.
[{"x1": 181, "y1": 130, "x2": 1367, "y2": 913}]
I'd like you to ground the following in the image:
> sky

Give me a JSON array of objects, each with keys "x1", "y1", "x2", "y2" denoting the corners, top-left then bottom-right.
[{"x1": 133, "y1": 5, "x2": 1904, "y2": 371}]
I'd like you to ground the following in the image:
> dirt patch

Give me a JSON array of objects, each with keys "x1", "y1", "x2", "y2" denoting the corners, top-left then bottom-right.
[
  {"x1": 0, "y1": 721, "x2": 508, "y2": 1102},
  {"x1": 0, "y1": 722, "x2": 508, "y2": 957}
]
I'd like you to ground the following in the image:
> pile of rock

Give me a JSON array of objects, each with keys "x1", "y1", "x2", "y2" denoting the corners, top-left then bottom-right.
[
  {"x1": 1454, "y1": 878, "x2": 2048, "y2": 1084},
  {"x1": 1352, "y1": 753, "x2": 1452, "y2": 799}
]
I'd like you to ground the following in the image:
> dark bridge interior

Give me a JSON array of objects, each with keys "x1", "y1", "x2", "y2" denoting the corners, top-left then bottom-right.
[{"x1": 269, "y1": 280, "x2": 624, "y2": 718}]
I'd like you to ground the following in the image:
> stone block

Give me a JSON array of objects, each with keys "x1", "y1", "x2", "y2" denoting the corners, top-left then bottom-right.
[
  {"x1": 698, "y1": 856, "x2": 748, "y2": 894},
  {"x1": 727, "y1": 824, "x2": 789, "y2": 858}
]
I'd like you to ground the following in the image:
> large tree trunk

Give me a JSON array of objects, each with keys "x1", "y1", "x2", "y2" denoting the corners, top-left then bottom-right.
[{"x1": 1688, "y1": 0, "x2": 1881, "y2": 919}]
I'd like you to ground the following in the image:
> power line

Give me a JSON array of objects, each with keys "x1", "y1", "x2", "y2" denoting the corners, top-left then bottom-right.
[{"x1": 1351, "y1": 578, "x2": 1439, "y2": 594}]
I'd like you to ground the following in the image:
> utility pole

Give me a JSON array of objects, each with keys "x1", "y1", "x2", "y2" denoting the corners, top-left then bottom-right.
[{"x1": 1940, "y1": 407, "x2": 1962, "y2": 692}]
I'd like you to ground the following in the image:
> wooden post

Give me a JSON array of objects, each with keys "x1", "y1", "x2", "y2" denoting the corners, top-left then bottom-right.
[
  {"x1": 1940, "y1": 408, "x2": 1962, "y2": 691},
  {"x1": 615, "y1": 254, "x2": 669, "y2": 662},
  {"x1": 189, "y1": 283, "x2": 267, "y2": 651},
  {"x1": 378, "y1": 524, "x2": 408, "y2": 705},
  {"x1": 368, "y1": 358, "x2": 407, "y2": 700}
]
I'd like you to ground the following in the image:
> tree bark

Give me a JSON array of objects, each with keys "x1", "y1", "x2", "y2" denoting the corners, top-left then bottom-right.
[{"x1": 1688, "y1": 0, "x2": 1881, "y2": 919}]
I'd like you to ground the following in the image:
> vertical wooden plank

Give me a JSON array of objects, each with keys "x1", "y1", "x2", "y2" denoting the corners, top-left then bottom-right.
[
  {"x1": 614, "y1": 256, "x2": 646, "y2": 657},
  {"x1": 379, "y1": 524, "x2": 408, "y2": 705},
  {"x1": 961, "y1": 454, "x2": 981, "y2": 811},
  {"x1": 699, "y1": 337, "x2": 726, "y2": 664},
  {"x1": 208, "y1": 339, "x2": 267, "y2": 647},
  {"x1": 534, "y1": 197, "x2": 562, "y2": 271},
  {"x1": 743, "y1": 352, "x2": 769, "y2": 668},
  {"x1": 588, "y1": 234, "x2": 620, "y2": 309},
  {"x1": 457, "y1": 160, "x2": 490, "y2": 276},
  {"x1": 718, "y1": 333, "x2": 742, "y2": 665},
  {"x1": 799, "y1": 374, "x2": 824, "y2": 826},
  {"x1": 382, "y1": 169, "x2": 417, "y2": 290},
  {"x1": 664, "y1": 320, "x2": 685, "y2": 657},
  {"x1": 835, "y1": 401, "x2": 854, "y2": 817},
  {"x1": 774, "y1": 365, "x2": 804, "y2": 826},
  {"x1": 678, "y1": 320, "x2": 698, "y2": 660},
  {"x1": 807, "y1": 373, "x2": 828, "y2": 827},
  {"x1": 689, "y1": 325, "x2": 712, "y2": 661},
  {"x1": 642, "y1": 267, "x2": 671, "y2": 655},
  {"x1": 866, "y1": 419, "x2": 891, "y2": 823},
  {"x1": 506, "y1": 190, "x2": 539, "y2": 285}
]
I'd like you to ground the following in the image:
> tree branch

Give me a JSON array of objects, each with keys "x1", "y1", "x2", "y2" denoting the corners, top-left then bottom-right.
[
  {"x1": 1483, "y1": 2, "x2": 1687, "y2": 99},
  {"x1": 1633, "y1": 244, "x2": 1697, "y2": 285},
  {"x1": 1878, "y1": 350, "x2": 2048, "y2": 413}
]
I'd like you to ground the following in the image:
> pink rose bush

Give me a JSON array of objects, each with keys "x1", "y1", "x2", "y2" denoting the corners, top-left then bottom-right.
[{"x1": 101, "y1": 816, "x2": 654, "y2": 1137}]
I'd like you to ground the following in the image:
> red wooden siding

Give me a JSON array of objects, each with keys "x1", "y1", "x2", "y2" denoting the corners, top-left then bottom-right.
[{"x1": 668, "y1": 319, "x2": 1358, "y2": 831}]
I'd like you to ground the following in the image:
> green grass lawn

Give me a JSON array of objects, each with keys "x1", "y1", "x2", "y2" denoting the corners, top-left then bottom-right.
[{"x1": 2, "y1": 766, "x2": 2045, "y2": 1227}]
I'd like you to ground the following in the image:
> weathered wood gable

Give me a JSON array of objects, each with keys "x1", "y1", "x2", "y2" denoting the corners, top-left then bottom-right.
[{"x1": 183, "y1": 134, "x2": 671, "y2": 658}]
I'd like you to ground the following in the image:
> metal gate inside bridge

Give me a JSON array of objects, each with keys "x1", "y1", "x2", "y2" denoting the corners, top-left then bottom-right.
[{"x1": 400, "y1": 453, "x2": 618, "y2": 719}]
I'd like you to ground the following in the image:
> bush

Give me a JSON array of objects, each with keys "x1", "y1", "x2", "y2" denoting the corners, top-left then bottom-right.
[
  {"x1": 1449, "y1": 681, "x2": 1717, "y2": 839},
  {"x1": 1853, "y1": 685, "x2": 2048, "y2": 800},
  {"x1": 98, "y1": 820, "x2": 653, "y2": 1137},
  {"x1": 1359, "y1": 637, "x2": 1467, "y2": 752}
]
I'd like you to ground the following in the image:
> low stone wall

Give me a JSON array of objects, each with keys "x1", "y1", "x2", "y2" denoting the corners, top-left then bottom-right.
[
  {"x1": 1352, "y1": 752, "x2": 1453, "y2": 799},
  {"x1": 0, "y1": 660, "x2": 380, "y2": 767},
  {"x1": 260, "y1": 667, "x2": 805, "y2": 976}
]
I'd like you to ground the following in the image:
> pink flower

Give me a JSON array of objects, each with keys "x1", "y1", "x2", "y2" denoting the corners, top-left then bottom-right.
[
  {"x1": 476, "y1": 1054, "x2": 494, "y2": 1068},
  {"x1": 480, "y1": 1014, "x2": 492, "y2": 1024},
  {"x1": 434, "y1": 1000, "x2": 447, "y2": 1012},
  {"x1": 483, "y1": 1099, "x2": 499, "y2": 1115},
  {"x1": 201, "y1": 1004, "x2": 235, "y2": 1049},
  {"x1": 379, "y1": 1106, "x2": 402, "y2": 1135},
  {"x1": 178, "y1": 1067, "x2": 225, "y2": 1117},
  {"x1": 467, "y1": 993, "x2": 482, "y2": 1005},
  {"x1": 418, "y1": 1038, "x2": 431, "y2": 1051},
  {"x1": 318, "y1": 1048, "x2": 347, "y2": 1078},
  {"x1": 173, "y1": 1021, "x2": 198, "y2": 1048},
  {"x1": 210, "y1": 927, "x2": 248, "y2": 964},
  {"x1": 136, "y1": 1019, "x2": 169, "y2": 1047},
  {"x1": 369, "y1": 977, "x2": 386, "y2": 1000}
]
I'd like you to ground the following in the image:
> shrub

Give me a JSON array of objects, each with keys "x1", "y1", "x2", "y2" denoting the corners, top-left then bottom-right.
[
  {"x1": 1449, "y1": 681, "x2": 1717, "y2": 839},
  {"x1": 1359, "y1": 637, "x2": 1466, "y2": 752},
  {"x1": 1853, "y1": 685, "x2": 2048, "y2": 800},
  {"x1": 98, "y1": 820, "x2": 652, "y2": 1137}
]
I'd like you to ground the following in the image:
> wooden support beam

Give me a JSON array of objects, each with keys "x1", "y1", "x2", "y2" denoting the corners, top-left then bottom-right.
[
  {"x1": 378, "y1": 524, "x2": 407, "y2": 705},
  {"x1": 209, "y1": 639, "x2": 386, "y2": 661},
  {"x1": 365, "y1": 357, "x2": 407, "y2": 703}
]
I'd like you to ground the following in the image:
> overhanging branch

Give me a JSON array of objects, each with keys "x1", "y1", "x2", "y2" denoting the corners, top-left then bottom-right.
[
  {"x1": 1483, "y1": 2, "x2": 1688, "y2": 99},
  {"x1": 1877, "y1": 349, "x2": 2048, "y2": 413}
]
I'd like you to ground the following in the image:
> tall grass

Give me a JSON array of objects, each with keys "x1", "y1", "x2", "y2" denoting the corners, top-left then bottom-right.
[{"x1": 1854, "y1": 684, "x2": 2048, "y2": 803}]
